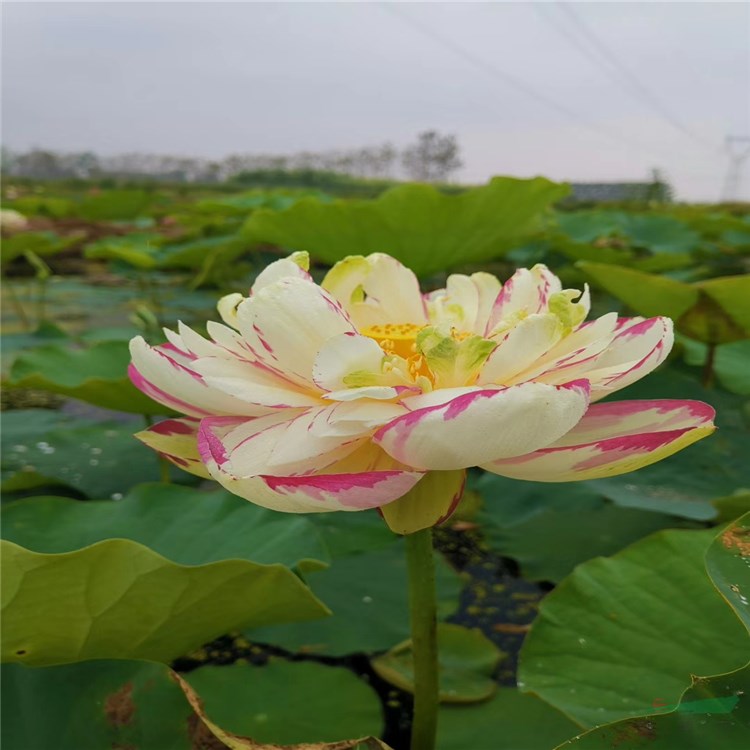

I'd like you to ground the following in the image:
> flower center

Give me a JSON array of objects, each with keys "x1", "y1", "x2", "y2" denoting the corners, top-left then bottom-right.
[
  {"x1": 360, "y1": 323, "x2": 423, "y2": 359},
  {"x1": 361, "y1": 323, "x2": 476, "y2": 385}
]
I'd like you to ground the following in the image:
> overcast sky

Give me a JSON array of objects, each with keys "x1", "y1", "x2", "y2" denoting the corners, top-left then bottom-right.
[{"x1": 3, "y1": 1, "x2": 749, "y2": 201}]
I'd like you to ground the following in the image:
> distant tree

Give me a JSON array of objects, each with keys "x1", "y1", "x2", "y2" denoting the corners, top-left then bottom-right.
[
  {"x1": 401, "y1": 130, "x2": 462, "y2": 183},
  {"x1": 375, "y1": 143, "x2": 397, "y2": 178},
  {"x1": 646, "y1": 168, "x2": 674, "y2": 204},
  {"x1": 13, "y1": 149, "x2": 64, "y2": 179}
]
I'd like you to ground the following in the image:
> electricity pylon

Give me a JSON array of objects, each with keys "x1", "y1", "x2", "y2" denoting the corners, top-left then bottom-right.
[{"x1": 721, "y1": 136, "x2": 750, "y2": 202}]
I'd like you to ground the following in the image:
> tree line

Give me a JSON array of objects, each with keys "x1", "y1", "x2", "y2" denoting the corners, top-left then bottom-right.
[{"x1": 2, "y1": 131, "x2": 462, "y2": 185}]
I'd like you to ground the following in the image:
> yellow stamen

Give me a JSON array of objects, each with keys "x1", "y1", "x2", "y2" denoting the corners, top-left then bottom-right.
[{"x1": 361, "y1": 323, "x2": 423, "y2": 360}]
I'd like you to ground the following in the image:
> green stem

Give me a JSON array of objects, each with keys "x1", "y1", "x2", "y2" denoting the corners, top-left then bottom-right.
[
  {"x1": 2, "y1": 279, "x2": 31, "y2": 331},
  {"x1": 702, "y1": 342, "x2": 717, "y2": 389},
  {"x1": 405, "y1": 527, "x2": 439, "y2": 750}
]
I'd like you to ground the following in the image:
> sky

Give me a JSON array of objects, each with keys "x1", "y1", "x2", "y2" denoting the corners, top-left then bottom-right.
[{"x1": 2, "y1": 1, "x2": 749, "y2": 201}]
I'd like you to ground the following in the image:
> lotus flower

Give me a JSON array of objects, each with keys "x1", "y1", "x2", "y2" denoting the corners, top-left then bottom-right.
[{"x1": 129, "y1": 252, "x2": 714, "y2": 525}]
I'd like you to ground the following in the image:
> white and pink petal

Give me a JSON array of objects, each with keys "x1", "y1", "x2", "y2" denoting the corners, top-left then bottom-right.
[
  {"x1": 198, "y1": 417, "x2": 423, "y2": 513},
  {"x1": 482, "y1": 399, "x2": 715, "y2": 481},
  {"x1": 374, "y1": 380, "x2": 591, "y2": 470},
  {"x1": 134, "y1": 417, "x2": 210, "y2": 479},
  {"x1": 129, "y1": 337, "x2": 265, "y2": 417},
  {"x1": 235, "y1": 276, "x2": 356, "y2": 387}
]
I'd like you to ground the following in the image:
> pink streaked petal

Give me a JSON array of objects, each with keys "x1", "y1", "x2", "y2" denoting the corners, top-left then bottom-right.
[
  {"x1": 551, "y1": 399, "x2": 716, "y2": 447},
  {"x1": 263, "y1": 470, "x2": 423, "y2": 511},
  {"x1": 585, "y1": 317, "x2": 674, "y2": 400},
  {"x1": 192, "y1": 356, "x2": 321, "y2": 409},
  {"x1": 478, "y1": 313, "x2": 563, "y2": 385},
  {"x1": 199, "y1": 424, "x2": 423, "y2": 513},
  {"x1": 198, "y1": 409, "x2": 365, "y2": 480},
  {"x1": 236, "y1": 276, "x2": 356, "y2": 387},
  {"x1": 532, "y1": 316, "x2": 673, "y2": 397},
  {"x1": 510, "y1": 312, "x2": 619, "y2": 385},
  {"x1": 128, "y1": 363, "x2": 211, "y2": 418},
  {"x1": 129, "y1": 337, "x2": 274, "y2": 418},
  {"x1": 486, "y1": 265, "x2": 563, "y2": 334},
  {"x1": 374, "y1": 380, "x2": 591, "y2": 470},
  {"x1": 134, "y1": 417, "x2": 210, "y2": 479},
  {"x1": 483, "y1": 420, "x2": 715, "y2": 483}
]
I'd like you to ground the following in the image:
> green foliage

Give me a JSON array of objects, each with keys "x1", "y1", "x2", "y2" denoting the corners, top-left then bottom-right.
[
  {"x1": 185, "y1": 660, "x2": 384, "y2": 745},
  {"x1": 518, "y1": 529, "x2": 750, "y2": 727},
  {"x1": 0, "y1": 410, "x2": 187, "y2": 498},
  {"x1": 477, "y1": 479, "x2": 696, "y2": 582},
  {"x1": 248, "y1": 540, "x2": 463, "y2": 656},
  {"x1": 705, "y1": 513, "x2": 750, "y2": 632},
  {"x1": 555, "y1": 663, "x2": 750, "y2": 749},
  {"x1": 1, "y1": 539, "x2": 329, "y2": 666},
  {"x1": 1, "y1": 231, "x2": 82, "y2": 267},
  {"x1": 372, "y1": 624, "x2": 503, "y2": 703},
  {"x1": 2, "y1": 178, "x2": 749, "y2": 747},
  {"x1": 1, "y1": 658, "x2": 386, "y2": 749},
  {"x1": 1, "y1": 660, "x2": 195, "y2": 750},
  {"x1": 243, "y1": 177, "x2": 569, "y2": 275},
  {"x1": 580, "y1": 262, "x2": 750, "y2": 343},
  {"x1": 6, "y1": 340, "x2": 164, "y2": 413},
  {"x1": 77, "y1": 190, "x2": 152, "y2": 221},
  {"x1": 437, "y1": 688, "x2": 580, "y2": 750},
  {"x1": 1, "y1": 484, "x2": 329, "y2": 573}
]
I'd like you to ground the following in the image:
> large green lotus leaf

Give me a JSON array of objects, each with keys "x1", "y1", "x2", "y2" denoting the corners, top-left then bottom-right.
[
  {"x1": 248, "y1": 541, "x2": 463, "y2": 656},
  {"x1": 479, "y1": 484, "x2": 695, "y2": 582},
  {"x1": 0, "y1": 231, "x2": 82, "y2": 267},
  {"x1": 518, "y1": 529, "x2": 750, "y2": 727},
  {"x1": 1, "y1": 411, "x2": 182, "y2": 499},
  {"x1": 308, "y1": 508, "x2": 398, "y2": 559},
  {"x1": 84, "y1": 233, "x2": 164, "y2": 269},
  {"x1": 243, "y1": 177, "x2": 569, "y2": 276},
  {"x1": 7, "y1": 195, "x2": 74, "y2": 219},
  {"x1": 1, "y1": 483, "x2": 328, "y2": 573},
  {"x1": 578, "y1": 262, "x2": 698, "y2": 320},
  {"x1": 77, "y1": 190, "x2": 152, "y2": 221},
  {"x1": 697, "y1": 274, "x2": 750, "y2": 338},
  {"x1": 437, "y1": 687, "x2": 580, "y2": 750},
  {"x1": 555, "y1": 211, "x2": 625, "y2": 244},
  {"x1": 371, "y1": 623, "x2": 503, "y2": 703},
  {"x1": 705, "y1": 513, "x2": 750, "y2": 632},
  {"x1": 580, "y1": 263, "x2": 749, "y2": 343},
  {"x1": 1, "y1": 539, "x2": 328, "y2": 666},
  {"x1": 6, "y1": 340, "x2": 165, "y2": 413},
  {"x1": 184, "y1": 660, "x2": 383, "y2": 745},
  {"x1": 587, "y1": 368, "x2": 750, "y2": 520},
  {"x1": 155, "y1": 234, "x2": 248, "y2": 270},
  {"x1": 0, "y1": 321, "x2": 69, "y2": 370},
  {"x1": 1, "y1": 659, "x2": 194, "y2": 750},
  {"x1": 1, "y1": 658, "x2": 388, "y2": 750},
  {"x1": 554, "y1": 663, "x2": 750, "y2": 749},
  {"x1": 555, "y1": 212, "x2": 699, "y2": 255},
  {"x1": 620, "y1": 214, "x2": 701, "y2": 255}
]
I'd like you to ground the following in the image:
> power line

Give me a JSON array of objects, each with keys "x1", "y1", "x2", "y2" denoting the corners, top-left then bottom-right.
[
  {"x1": 379, "y1": 2, "x2": 691, "y2": 162},
  {"x1": 548, "y1": 2, "x2": 717, "y2": 151}
]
